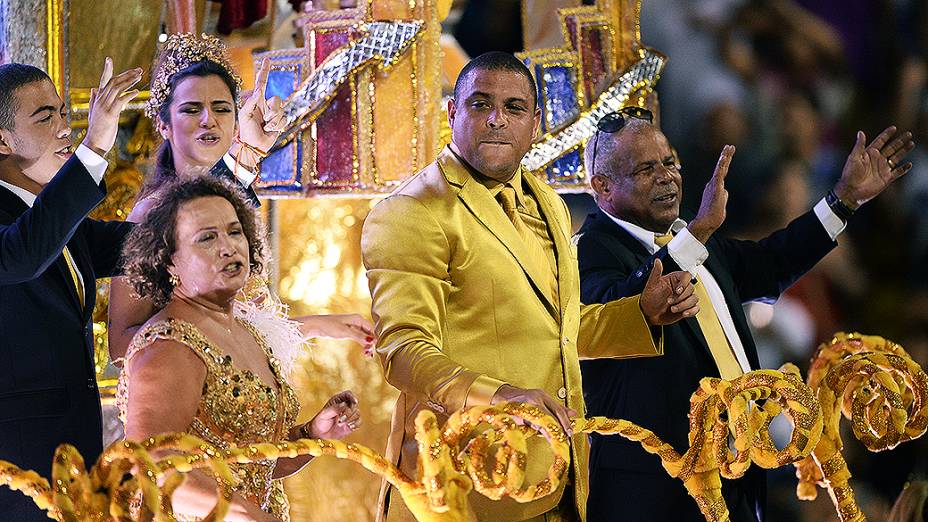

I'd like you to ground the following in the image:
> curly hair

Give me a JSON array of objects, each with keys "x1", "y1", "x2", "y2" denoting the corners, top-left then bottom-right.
[{"x1": 121, "y1": 176, "x2": 266, "y2": 308}]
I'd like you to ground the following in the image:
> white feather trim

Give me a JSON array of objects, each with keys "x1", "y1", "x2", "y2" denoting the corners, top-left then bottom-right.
[{"x1": 233, "y1": 295, "x2": 308, "y2": 381}]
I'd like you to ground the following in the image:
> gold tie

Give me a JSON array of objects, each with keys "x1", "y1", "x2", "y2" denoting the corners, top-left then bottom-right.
[
  {"x1": 62, "y1": 246, "x2": 85, "y2": 309},
  {"x1": 497, "y1": 186, "x2": 559, "y2": 305},
  {"x1": 654, "y1": 233, "x2": 742, "y2": 379}
]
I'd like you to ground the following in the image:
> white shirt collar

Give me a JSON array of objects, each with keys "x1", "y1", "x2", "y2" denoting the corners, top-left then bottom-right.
[
  {"x1": 600, "y1": 208, "x2": 687, "y2": 253},
  {"x1": 0, "y1": 179, "x2": 37, "y2": 207}
]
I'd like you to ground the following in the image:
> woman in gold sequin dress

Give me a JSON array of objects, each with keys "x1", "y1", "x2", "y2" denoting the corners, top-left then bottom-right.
[
  {"x1": 108, "y1": 33, "x2": 376, "y2": 364},
  {"x1": 118, "y1": 176, "x2": 361, "y2": 522}
]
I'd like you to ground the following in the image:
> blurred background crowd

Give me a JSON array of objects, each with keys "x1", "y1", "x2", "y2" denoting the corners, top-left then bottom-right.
[{"x1": 444, "y1": 0, "x2": 928, "y2": 519}]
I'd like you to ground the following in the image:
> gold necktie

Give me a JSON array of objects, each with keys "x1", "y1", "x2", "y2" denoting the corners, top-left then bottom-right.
[
  {"x1": 62, "y1": 246, "x2": 85, "y2": 309},
  {"x1": 497, "y1": 186, "x2": 558, "y2": 305},
  {"x1": 654, "y1": 233, "x2": 742, "y2": 379}
]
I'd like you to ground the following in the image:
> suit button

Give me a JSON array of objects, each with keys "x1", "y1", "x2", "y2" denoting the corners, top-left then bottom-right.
[
  {"x1": 557, "y1": 387, "x2": 567, "y2": 400},
  {"x1": 87, "y1": 378, "x2": 96, "y2": 390}
]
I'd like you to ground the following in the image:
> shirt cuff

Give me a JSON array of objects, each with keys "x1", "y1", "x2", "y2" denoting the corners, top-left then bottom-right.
[
  {"x1": 667, "y1": 227, "x2": 709, "y2": 275},
  {"x1": 222, "y1": 153, "x2": 259, "y2": 188},
  {"x1": 813, "y1": 197, "x2": 846, "y2": 241},
  {"x1": 74, "y1": 144, "x2": 108, "y2": 185},
  {"x1": 464, "y1": 374, "x2": 507, "y2": 408}
]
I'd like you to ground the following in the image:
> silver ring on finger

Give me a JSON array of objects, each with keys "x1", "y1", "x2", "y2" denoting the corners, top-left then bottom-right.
[{"x1": 888, "y1": 159, "x2": 895, "y2": 169}]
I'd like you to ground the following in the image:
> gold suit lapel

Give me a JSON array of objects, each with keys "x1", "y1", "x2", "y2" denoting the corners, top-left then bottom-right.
[
  {"x1": 437, "y1": 148, "x2": 558, "y2": 313},
  {"x1": 523, "y1": 171, "x2": 574, "y2": 315}
]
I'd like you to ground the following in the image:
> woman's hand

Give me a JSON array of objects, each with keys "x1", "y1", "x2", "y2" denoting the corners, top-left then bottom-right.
[
  {"x1": 235, "y1": 59, "x2": 286, "y2": 156},
  {"x1": 300, "y1": 391, "x2": 361, "y2": 440},
  {"x1": 295, "y1": 314, "x2": 376, "y2": 356}
]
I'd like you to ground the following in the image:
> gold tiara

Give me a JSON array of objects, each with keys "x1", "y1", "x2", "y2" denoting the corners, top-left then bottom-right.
[{"x1": 145, "y1": 33, "x2": 242, "y2": 120}]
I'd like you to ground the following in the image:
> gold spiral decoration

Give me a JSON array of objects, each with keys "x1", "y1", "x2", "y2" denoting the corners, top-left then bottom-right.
[
  {"x1": 793, "y1": 332, "x2": 928, "y2": 522},
  {"x1": 0, "y1": 368, "x2": 828, "y2": 522},
  {"x1": 576, "y1": 366, "x2": 822, "y2": 522}
]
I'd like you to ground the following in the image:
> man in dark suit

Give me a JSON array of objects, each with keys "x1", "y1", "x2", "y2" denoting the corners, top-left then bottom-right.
[
  {"x1": 0, "y1": 59, "x2": 141, "y2": 520},
  {"x1": 575, "y1": 108, "x2": 914, "y2": 522}
]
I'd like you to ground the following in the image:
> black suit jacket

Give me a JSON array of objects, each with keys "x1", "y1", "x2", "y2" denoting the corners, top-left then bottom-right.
[
  {"x1": 211, "y1": 159, "x2": 260, "y2": 207},
  {"x1": 0, "y1": 155, "x2": 133, "y2": 520},
  {"x1": 576, "y1": 208, "x2": 837, "y2": 522}
]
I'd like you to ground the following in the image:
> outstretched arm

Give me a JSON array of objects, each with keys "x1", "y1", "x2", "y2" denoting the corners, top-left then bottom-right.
[{"x1": 0, "y1": 58, "x2": 140, "y2": 283}]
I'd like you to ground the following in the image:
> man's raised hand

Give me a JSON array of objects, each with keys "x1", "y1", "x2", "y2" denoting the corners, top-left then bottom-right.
[
  {"x1": 834, "y1": 126, "x2": 915, "y2": 209},
  {"x1": 687, "y1": 144, "x2": 735, "y2": 244},
  {"x1": 84, "y1": 57, "x2": 143, "y2": 156}
]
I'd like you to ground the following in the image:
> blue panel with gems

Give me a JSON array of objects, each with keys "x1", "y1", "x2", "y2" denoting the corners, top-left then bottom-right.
[
  {"x1": 538, "y1": 65, "x2": 579, "y2": 133},
  {"x1": 253, "y1": 52, "x2": 306, "y2": 195},
  {"x1": 547, "y1": 149, "x2": 582, "y2": 183}
]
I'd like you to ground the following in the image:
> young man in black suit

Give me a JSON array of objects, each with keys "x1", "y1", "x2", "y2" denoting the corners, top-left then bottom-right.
[
  {"x1": 575, "y1": 108, "x2": 914, "y2": 522},
  {"x1": 0, "y1": 58, "x2": 141, "y2": 520}
]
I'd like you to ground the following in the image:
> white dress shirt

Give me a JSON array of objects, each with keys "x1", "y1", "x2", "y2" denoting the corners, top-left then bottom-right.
[
  {"x1": 222, "y1": 153, "x2": 259, "y2": 188},
  {"x1": 0, "y1": 144, "x2": 109, "y2": 295},
  {"x1": 602, "y1": 198, "x2": 846, "y2": 373}
]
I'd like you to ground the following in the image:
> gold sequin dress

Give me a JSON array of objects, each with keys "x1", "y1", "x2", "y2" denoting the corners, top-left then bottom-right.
[{"x1": 117, "y1": 318, "x2": 301, "y2": 521}]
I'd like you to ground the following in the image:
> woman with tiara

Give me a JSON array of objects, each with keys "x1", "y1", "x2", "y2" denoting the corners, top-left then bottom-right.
[
  {"x1": 118, "y1": 175, "x2": 361, "y2": 521},
  {"x1": 108, "y1": 33, "x2": 375, "y2": 362}
]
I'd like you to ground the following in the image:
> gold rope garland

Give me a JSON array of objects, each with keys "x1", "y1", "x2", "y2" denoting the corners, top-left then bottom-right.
[
  {"x1": 793, "y1": 332, "x2": 928, "y2": 522},
  {"x1": 0, "y1": 346, "x2": 923, "y2": 521},
  {"x1": 0, "y1": 369, "x2": 820, "y2": 522},
  {"x1": 575, "y1": 366, "x2": 822, "y2": 522}
]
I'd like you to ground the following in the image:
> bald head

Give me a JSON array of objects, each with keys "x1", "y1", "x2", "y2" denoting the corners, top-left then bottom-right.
[{"x1": 587, "y1": 120, "x2": 683, "y2": 232}]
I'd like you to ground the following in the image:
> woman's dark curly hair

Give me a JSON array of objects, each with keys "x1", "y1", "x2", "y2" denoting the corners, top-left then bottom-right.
[
  {"x1": 138, "y1": 60, "x2": 239, "y2": 201},
  {"x1": 122, "y1": 176, "x2": 266, "y2": 308}
]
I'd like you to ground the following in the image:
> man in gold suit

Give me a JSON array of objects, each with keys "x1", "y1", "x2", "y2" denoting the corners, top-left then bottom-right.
[{"x1": 361, "y1": 52, "x2": 700, "y2": 521}]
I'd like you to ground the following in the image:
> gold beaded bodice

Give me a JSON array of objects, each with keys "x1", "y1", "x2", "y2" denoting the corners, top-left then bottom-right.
[{"x1": 118, "y1": 318, "x2": 301, "y2": 520}]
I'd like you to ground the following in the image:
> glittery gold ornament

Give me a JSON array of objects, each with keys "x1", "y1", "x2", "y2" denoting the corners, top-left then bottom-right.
[
  {"x1": 1, "y1": 369, "x2": 825, "y2": 522},
  {"x1": 793, "y1": 332, "x2": 928, "y2": 522}
]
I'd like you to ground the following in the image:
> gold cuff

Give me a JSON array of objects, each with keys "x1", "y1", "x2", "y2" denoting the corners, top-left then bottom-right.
[{"x1": 464, "y1": 374, "x2": 507, "y2": 408}]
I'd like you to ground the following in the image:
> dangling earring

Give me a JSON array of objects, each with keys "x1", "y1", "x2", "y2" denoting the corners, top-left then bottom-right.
[{"x1": 169, "y1": 272, "x2": 181, "y2": 287}]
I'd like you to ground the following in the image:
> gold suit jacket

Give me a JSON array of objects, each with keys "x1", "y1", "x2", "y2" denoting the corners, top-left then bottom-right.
[{"x1": 361, "y1": 147, "x2": 663, "y2": 521}]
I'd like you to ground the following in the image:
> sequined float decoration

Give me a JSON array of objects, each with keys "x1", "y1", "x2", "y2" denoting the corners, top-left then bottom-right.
[
  {"x1": 276, "y1": 21, "x2": 424, "y2": 147},
  {"x1": 0, "y1": 367, "x2": 854, "y2": 522},
  {"x1": 521, "y1": 48, "x2": 665, "y2": 181},
  {"x1": 312, "y1": 26, "x2": 362, "y2": 188},
  {"x1": 253, "y1": 48, "x2": 309, "y2": 195},
  {"x1": 793, "y1": 332, "x2": 928, "y2": 522},
  {"x1": 561, "y1": 8, "x2": 614, "y2": 106},
  {"x1": 519, "y1": 49, "x2": 583, "y2": 184}
]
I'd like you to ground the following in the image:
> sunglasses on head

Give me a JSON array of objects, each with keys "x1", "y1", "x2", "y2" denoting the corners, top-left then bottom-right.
[
  {"x1": 596, "y1": 106, "x2": 654, "y2": 133},
  {"x1": 589, "y1": 106, "x2": 654, "y2": 178}
]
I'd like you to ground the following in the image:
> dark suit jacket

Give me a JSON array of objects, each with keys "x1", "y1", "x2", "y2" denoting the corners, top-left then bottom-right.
[
  {"x1": 0, "y1": 156, "x2": 133, "y2": 520},
  {"x1": 211, "y1": 159, "x2": 260, "y2": 207},
  {"x1": 576, "y1": 208, "x2": 837, "y2": 522}
]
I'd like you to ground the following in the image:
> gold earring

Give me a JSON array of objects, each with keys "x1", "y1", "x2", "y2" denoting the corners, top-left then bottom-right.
[{"x1": 169, "y1": 273, "x2": 181, "y2": 287}]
